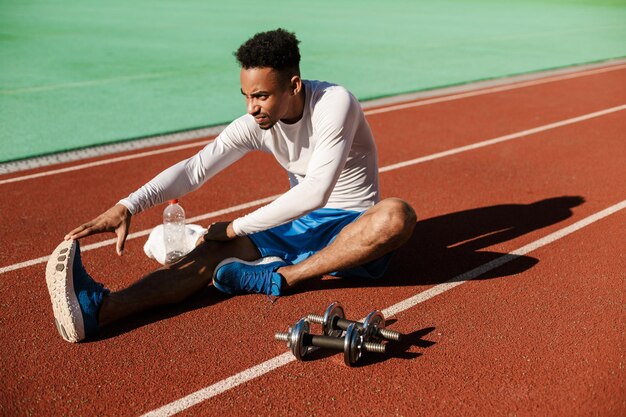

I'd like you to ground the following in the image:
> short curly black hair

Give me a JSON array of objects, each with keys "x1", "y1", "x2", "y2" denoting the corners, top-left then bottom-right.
[{"x1": 235, "y1": 28, "x2": 301, "y2": 75}]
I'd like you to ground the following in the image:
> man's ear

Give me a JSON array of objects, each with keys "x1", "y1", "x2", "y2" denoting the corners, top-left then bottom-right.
[{"x1": 290, "y1": 75, "x2": 302, "y2": 95}]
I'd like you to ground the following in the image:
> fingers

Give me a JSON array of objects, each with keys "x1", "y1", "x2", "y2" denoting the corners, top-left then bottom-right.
[
  {"x1": 115, "y1": 229, "x2": 126, "y2": 256},
  {"x1": 115, "y1": 208, "x2": 132, "y2": 256},
  {"x1": 116, "y1": 240, "x2": 125, "y2": 256},
  {"x1": 64, "y1": 223, "x2": 96, "y2": 240},
  {"x1": 64, "y1": 226, "x2": 82, "y2": 240},
  {"x1": 115, "y1": 222, "x2": 129, "y2": 256},
  {"x1": 64, "y1": 204, "x2": 130, "y2": 242}
]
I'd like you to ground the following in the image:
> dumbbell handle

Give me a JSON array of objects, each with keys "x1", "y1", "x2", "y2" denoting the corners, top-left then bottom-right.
[
  {"x1": 275, "y1": 332, "x2": 385, "y2": 353},
  {"x1": 307, "y1": 314, "x2": 402, "y2": 341}
]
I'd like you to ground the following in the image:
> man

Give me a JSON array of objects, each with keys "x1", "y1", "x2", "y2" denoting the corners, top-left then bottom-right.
[{"x1": 46, "y1": 28, "x2": 416, "y2": 343}]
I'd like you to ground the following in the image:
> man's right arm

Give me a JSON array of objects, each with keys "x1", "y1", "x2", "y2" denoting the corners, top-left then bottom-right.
[
  {"x1": 64, "y1": 116, "x2": 259, "y2": 254},
  {"x1": 119, "y1": 119, "x2": 257, "y2": 215}
]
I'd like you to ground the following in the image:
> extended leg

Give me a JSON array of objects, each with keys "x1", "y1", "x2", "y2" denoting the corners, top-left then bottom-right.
[
  {"x1": 46, "y1": 236, "x2": 260, "y2": 342},
  {"x1": 278, "y1": 198, "x2": 416, "y2": 290},
  {"x1": 99, "y1": 237, "x2": 260, "y2": 325}
]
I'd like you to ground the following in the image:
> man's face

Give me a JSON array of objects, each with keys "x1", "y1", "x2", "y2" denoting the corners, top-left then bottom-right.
[{"x1": 240, "y1": 67, "x2": 294, "y2": 130}]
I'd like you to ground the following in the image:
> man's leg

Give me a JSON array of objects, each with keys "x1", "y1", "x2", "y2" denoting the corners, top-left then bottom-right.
[
  {"x1": 47, "y1": 234, "x2": 262, "y2": 342},
  {"x1": 278, "y1": 198, "x2": 416, "y2": 291},
  {"x1": 99, "y1": 236, "x2": 261, "y2": 326}
]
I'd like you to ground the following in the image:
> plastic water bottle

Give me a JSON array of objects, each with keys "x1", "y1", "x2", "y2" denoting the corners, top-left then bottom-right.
[{"x1": 163, "y1": 199, "x2": 186, "y2": 263}]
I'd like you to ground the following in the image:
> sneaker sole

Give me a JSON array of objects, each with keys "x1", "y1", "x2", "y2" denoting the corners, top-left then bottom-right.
[
  {"x1": 211, "y1": 256, "x2": 284, "y2": 294},
  {"x1": 45, "y1": 240, "x2": 85, "y2": 343}
]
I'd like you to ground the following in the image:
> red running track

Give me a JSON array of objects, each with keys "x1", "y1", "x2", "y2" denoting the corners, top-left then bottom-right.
[{"x1": 0, "y1": 63, "x2": 625, "y2": 416}]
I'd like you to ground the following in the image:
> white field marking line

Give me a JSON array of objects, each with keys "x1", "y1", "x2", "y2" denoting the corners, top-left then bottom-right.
[
  {"x1": 364, "y1": 63, "x2": 626, "y2": 116},
  {"x1": 141, "y1": 198, "x2": 626, "y2": 417},
  {"x1": 379, "y1": 104, "x2": 626, "y2": 173},
  {"x1": 382, "y1": 199, "x2": 626, "y2": 317},
  {"x1": 1, "y1": 67, "x2": 210, "y2": 95},
  {"x1": 1, "y1": 104, "x2": 624, "y2": 276},
  {"x1": 2, "y1": 62, "x2": 625, "y2": 186},
  {"x1": 0, "y1": 195, "x2": 279, "y2": 275},
  {"x1": 0, "y1": 140, "x2": 212, "y2": 186}
]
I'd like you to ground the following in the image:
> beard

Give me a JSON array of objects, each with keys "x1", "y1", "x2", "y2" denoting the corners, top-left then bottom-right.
[{"x1": 255, "y1": 114, "x2": 275, "y2": 129}]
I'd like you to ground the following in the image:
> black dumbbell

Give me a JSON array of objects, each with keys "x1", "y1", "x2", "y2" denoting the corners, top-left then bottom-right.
[
  {"x1": 306, "y1": 301, "x2": 402, "y2": 341},
  {"x1": 275, "y1": 318, "x2": 386, "y2": 366}
]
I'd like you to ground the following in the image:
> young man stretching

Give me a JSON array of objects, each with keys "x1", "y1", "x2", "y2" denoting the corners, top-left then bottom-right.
[{"x1": 46, "y1": 28, "x2": 416, "y2": 343}]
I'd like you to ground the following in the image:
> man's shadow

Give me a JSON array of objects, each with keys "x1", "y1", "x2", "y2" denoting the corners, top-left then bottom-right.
[
  {"x1": 92, "y1": 195, "x2": 584, "y2": 342},
  {"x1": 304, "y1": 195, "x2": 585, "y2": 290},
  {"x1": 296, "y1": 196, "x2": 585, "y2": 364}
]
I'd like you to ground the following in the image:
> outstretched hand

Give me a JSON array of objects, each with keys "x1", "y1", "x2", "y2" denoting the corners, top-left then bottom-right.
[{"x1": 64, "y1": 203, "x2": 132, "y2": 256}]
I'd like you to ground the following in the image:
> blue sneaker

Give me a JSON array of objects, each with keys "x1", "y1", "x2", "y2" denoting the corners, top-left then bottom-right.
[
  {"x1": 212, "y1": 257, "x2": 287, "y2": 296},
  {"x1": 45, "y1": 239, "x2": 109, "y2": 342}
]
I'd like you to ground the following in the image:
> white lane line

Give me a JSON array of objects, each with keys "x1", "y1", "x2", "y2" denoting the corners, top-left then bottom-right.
[
  {"x1": 2, "y1": 62, "x2": 625, "y2": 185},
  {"x1": 365, "y1": 63, "x2": 626, "y2": 116},
  {"x1": 0, "y1": 140, "x2": 212, "y2": 186},
  {"x1": 0, "y1": 126, "x2": 225, "y2": 175},
  {"x1": 141, "y1": 352, "x2": 296, "y2": 417},
  {"x1": 379, "y1": 104, "x2": 626, "y2": 173},
  {"x1": 1, "y1": 104, "x2": 624, "y2": 276},
  {"x1": 141, "y1": 198, "x2": 626, "y2": 417},
  {"x1": 384, "y1": 198, "x2": 626, "y2": 318},
  {"x1": 0, "y1": 196, "x2": 279, "y2": 275}
]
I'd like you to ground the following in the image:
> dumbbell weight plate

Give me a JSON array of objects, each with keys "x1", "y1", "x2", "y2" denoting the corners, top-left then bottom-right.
[
  {"x1": 322, "y1": 301, "x2": 345, "y2": 338},
  {"x1": 362, "y1": 310, "x2": 385, "y2": 342},
  {"x1": 343, "y1": 323, "x2": 364, "y2": 366},
  {"x1": 289, "y1": 318, "x2": 311, "y2": 360}
]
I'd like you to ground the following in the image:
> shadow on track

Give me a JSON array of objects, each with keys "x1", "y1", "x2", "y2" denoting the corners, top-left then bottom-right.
[
  {"x1": 91, "y1": 195, "x2": 584, "y2": 342},
  {"x1": 91, "y1": 286, "x2": 232, "y2": 342},
  {"x1": 298, "y1": 195, "x2": 585, "y2": 292}
]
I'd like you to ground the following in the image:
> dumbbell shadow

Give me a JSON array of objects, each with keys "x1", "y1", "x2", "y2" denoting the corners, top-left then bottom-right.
[{"x1": 354, "y1": 325, "x2": 437, "y2": 367}]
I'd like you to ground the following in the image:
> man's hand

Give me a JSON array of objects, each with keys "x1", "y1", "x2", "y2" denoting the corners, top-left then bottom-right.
[
  {"x1": 64, "y1": 203, "x2": 132, "y2": 256},
  {"x1": 196, "y1": 221, "x2": 236, "y2": 246}
]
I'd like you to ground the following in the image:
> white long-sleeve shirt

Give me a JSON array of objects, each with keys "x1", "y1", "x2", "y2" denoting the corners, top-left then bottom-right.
[{"x1": 119, "y1": 80, "x2": 380, "y2": 236}]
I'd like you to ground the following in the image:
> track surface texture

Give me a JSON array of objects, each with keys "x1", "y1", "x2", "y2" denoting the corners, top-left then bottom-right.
[{"x1": 0, "y1": 63, "x2": 625, "y2": 416}]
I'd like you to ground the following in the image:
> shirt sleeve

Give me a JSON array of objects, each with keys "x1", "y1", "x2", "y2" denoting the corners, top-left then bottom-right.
[
  {"x1": 232, "y1": 87, "x2": 360, "y2": 235},
  {"x1": 118, "y1": 117, "x2": 259, "y2": 215}
]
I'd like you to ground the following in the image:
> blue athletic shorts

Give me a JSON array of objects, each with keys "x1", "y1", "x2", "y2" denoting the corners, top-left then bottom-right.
[{"x1": 248, "y1": 208, "x2": 393, "y2": 279}]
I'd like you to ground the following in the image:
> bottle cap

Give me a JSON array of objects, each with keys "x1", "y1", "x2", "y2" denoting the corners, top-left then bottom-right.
[{"x1": 168, "y1": 199, "x2": 179, "y2": 204}]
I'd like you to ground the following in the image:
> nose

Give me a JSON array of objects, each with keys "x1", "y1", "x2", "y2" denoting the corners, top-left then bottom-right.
[{"x1": 246, "y1": 99, "x2": 260, "y2": 116}]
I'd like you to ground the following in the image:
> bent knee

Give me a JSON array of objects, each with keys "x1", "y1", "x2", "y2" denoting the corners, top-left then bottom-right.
[
  {"x1": 373, "y1": 198, "x2": 417, "y2": 241},
  {"x1": 380, "y1": 198, "x2": 417, "y2": 227}
]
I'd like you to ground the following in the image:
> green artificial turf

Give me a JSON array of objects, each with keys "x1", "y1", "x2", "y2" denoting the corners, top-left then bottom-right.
[{"x1": 1, "y1": 0, "x2": 624, "y2": 162}]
